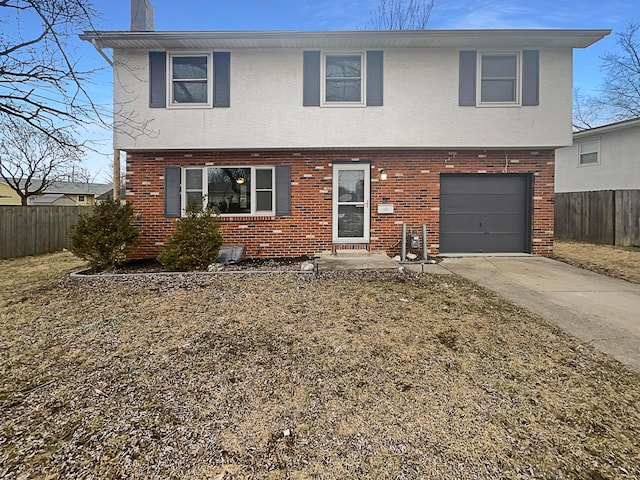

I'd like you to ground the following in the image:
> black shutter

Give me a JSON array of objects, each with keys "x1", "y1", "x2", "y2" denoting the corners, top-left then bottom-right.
[
  {"x1": 303, "y1": 51, "x2": 321, "y2": 106},
  {"x1": 366, "y1": 51, "x2": 384, "y2": 106},
  {"x1": 213, "y1": 52, "x2": 231, "y2": 107},
  {"x1": 522, "y1": 50, "x2": 540, "y2": 106},
  {"x1": 149, "y1": 51, "x2": 166, "y2": 108},
  {"x1": 459, "y1": 50, "x2": 477, "y2": 106},
  {"x1": 164, "y1": 166, "x2": 181, "y2": 218},
  {"x1": 275, "y1": 165, "x2": 291, "y2": 216}
]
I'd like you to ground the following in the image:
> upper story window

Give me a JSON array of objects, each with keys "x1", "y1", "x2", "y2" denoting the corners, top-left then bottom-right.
[
  {"x1": 459, "y1": 50, "x2": 538, "y2": 107},
  {"x1": 324, "y1": 54, "x2": 363, "y2": 104},
  {"x1": 479, "y1": 53, "x2": 519, "y2": 104},
  {"x1": 183, "y1": 166, "x2": 275, "y2": 216},
  {"x1": 303, "y1": 50, "x2": 383, "y2": 107},
  {"x1": 169, "y1": 54, "x2": 211, "y2": 106},
  {"x1": 149, "y1": 51, "x2": 230, "y2": 109},
  {"x1": 579, "y1": 140, "x2": 599, "y2": 165}
]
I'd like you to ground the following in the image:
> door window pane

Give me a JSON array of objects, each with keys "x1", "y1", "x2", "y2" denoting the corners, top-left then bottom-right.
[
  {"x1": 337, "y1": 205, "x2": 364, "y2": 238},
  {"x1": 338, "y1": 170, "x2": 364, "y2": 202}
]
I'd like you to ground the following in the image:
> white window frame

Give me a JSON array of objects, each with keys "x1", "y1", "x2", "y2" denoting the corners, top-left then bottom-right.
[
  {"x1": 167, "y1": 52, "x2": 213, "y2": 108},
  {"x1": 477, "y1": 51, "x2": 521, "y2": 107},
  {"x1": 321, "y1": 51, "x2": 366, "y2": 107},
  {"x1": 181, "y1": 166, "x2": 275, "y2": 217},
  {"x1": 77, "y1": 195, "x2": 85, "y2": 202},
  {"x1": 578, "y1": 140, "x2": 600, "y2": 166}
]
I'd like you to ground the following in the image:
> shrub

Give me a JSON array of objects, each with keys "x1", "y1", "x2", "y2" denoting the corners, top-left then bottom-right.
[
  {"x1": 70, "y1": 198, "x2": 138, "y2": 271},
  {"x1": 158, "y1": 204, "x2": 223, "y2": 271}
]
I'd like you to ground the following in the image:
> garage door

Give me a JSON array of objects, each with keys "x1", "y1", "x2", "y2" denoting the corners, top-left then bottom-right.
[{"x1": 440, "y1": 174, "x2": 531, "y2": 253}]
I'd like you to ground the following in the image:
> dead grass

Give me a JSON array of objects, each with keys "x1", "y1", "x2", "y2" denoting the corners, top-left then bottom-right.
[
  {"x1": 0, "y1": 251, "x2": 87, "y2": 308},
  {"x1": 553, "y1": 239, "x2": 640, "y2": 284},
  {"x1": 1, "y1": 252, "x2": 639, "y2": 479}
]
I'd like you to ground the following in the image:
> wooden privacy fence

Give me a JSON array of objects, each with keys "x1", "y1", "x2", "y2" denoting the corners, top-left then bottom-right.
[
  {"x1": 555, "y1": 190, "x2": 640, "y2": 246},
  {"x1": 0, "y1": 206, "x2": 93, "y2": 259}
]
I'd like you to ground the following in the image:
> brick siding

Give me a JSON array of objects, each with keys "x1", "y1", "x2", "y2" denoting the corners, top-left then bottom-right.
[{"x1": 126, "y1": 149, "x2": 554, "y2": 259}]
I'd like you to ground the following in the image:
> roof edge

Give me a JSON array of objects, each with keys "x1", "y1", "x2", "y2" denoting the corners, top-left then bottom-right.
[
  {"x1": 574, "y1": 117, "x2": 640, "y2": 138},
  {"x1": 80, "y1": 28, "x2": 611, "y2": 49}
]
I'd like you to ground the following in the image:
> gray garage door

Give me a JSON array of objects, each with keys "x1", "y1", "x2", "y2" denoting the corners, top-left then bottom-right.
[{"x1": 440, "y1": 174, "x2": 531, "y2": 253}]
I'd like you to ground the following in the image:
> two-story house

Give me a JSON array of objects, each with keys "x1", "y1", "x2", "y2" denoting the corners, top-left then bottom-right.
[{"x1": 81, "y1": 0, "x2": 608, "y2": 259}]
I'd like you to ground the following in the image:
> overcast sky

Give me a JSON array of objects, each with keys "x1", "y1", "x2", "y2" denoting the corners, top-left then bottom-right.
[{"x1": 77, "y1": 0, "x2": 636, "y2": 178}]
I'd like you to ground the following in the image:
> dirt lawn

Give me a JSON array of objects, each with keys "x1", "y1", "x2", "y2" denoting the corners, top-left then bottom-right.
[
  {"x1": 1, "y1": 252, "x2": 639, "y2": 479},
  {"x1": 553, "y1": 239, "x2": 640, "y2": 284}
]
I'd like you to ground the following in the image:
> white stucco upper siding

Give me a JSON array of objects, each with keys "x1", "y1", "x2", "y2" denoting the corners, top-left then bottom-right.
[
  {"x1": 555, "y1": 121, "x2": 640, "y2": 192},
  {"x1": 113, "y1": 46, "x2": 573, "y2": 150}
]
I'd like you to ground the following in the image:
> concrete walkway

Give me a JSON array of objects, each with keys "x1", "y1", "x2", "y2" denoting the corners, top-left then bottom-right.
[
  {"x1": 316, "y1": 252, "x2": 401, "y2": 271},
  {"x1": 440, "y1": 256, "x2": 640, "y2": 372},
  {"x1": 315, "y1": 252, "x2": 452, "y2": 274}
]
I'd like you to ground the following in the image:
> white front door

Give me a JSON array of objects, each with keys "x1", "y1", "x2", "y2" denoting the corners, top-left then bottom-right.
[{"x1": 332, "y1": 164, "x2": 370, "y2": 244}]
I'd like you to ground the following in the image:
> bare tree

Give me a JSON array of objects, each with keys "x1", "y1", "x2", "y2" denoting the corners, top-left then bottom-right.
[
  {"x1": 597, "y1": 22, "x2": 640, "y2": 120},
  {"x1": 573, "y1": 88, "x2": 599, "y2": 131},
  {"x1": 365, "y1": 0, "x2": 435, "y2": 30},
  {"x1": 0, "y1": 0, "x2": 101, "y2": 148},
  {"x1": 0, "y1": 118, "x2": 81, "y2": 205}
]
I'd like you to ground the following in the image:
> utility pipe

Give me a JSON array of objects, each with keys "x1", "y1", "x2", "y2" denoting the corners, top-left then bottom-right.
[
  {"x1": 422, "y1": 224, "x2": 428, "y2": 260},
  {"x1": 401, "y1": 223, "x2": 407, "y2": 262}
]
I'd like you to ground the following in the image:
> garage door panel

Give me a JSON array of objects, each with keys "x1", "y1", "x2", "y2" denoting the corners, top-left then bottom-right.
[
  {"x1": 440, "y1": 213, "x2": 525, "y2": 232},
  {"x1": 440, "y1": 176, "x2": 526, "y2": 195},
  {"x1": 439, "y1": 194, "x2": 526, "y2": 214},
  {"x1": 439, "y1": 174, "x2": 530, "y2": 253},
  {"x1": 440, "y1": 232, "x2": 526, "y2": 253}
]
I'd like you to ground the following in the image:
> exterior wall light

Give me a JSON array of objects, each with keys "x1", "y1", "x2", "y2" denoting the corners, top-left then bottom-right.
[{"x1": 379, "y1": 169, "x2": 387, "y2": 181}]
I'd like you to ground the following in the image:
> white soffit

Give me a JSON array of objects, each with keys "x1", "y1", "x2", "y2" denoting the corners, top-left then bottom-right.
[{"x1": 81, "y1": 29, "x2": 611, "y2": 51}]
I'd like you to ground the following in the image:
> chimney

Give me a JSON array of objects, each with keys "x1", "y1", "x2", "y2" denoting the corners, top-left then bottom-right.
[{"x1": 131, "y1": 0, "x2": 154, "y2": 31}]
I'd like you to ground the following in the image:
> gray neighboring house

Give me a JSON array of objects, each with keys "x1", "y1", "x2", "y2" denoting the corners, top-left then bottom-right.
[
  {"x1": 554, "y1": 118, "x2": 640, "y2": 246},
  {"x1": 555, "y1": 117, "x2": 640, "y2": 193}
]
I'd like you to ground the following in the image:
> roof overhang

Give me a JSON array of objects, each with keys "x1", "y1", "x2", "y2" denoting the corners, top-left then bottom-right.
[
  {"x1": 80, "y1": 29, "x2": 610, "y2": 51},
  {"x1": 574, "y1": 117, "x2": 640, "y2": 138}
]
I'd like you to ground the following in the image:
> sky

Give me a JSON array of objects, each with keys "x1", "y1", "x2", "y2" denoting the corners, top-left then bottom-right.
[{"x1": 71, "y1": 0, "x2": 639, "y2": 179}]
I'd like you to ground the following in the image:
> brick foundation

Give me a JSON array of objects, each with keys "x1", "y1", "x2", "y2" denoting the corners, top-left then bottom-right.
[{"x1": 126, "y1": 149, "x2": 554, "y2": 259}]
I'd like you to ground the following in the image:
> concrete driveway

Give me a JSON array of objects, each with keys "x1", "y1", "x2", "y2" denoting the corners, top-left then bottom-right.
[{"x1": 440, "y1": 256, "x2": 640, "y2": 372}]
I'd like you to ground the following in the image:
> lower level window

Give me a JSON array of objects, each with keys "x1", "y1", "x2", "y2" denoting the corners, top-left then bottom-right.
[
  {"x1": 579, "y1": 141, "x2": 599, "y2": 165},
  {"x1": 183, "y1": 166, "x2": 274, "y2": 215}
]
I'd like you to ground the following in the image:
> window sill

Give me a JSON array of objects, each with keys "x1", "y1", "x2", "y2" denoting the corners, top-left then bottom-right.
[
  {"x1": 167, "y1": 103, "x2": 212, "y2": 109},
  {"x1": 476, "y1": 102, "x2": 522, "y2": 108},
  {"x1": 217, "y1": 215, "x2": 276, "y2": 222}
]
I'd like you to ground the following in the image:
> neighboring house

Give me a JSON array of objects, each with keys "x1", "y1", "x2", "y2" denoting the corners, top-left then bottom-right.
[
  {"x1": 555, "y1": 117, "x2": 640, "y2": 193},
  {"x1": 96, "y1": 187, "x2": 127, "y2": 204},
  {"x1": 80, "y1": 0, "x2": 608, "y2": 259},
  {"x1": 555, "y1": 118, "x2": 640, "y2": 246},
  {"x1": 0, "y1": 182, "x2": 21, "y2": 205},
  {"x1": 0, "y1": 179, "x2": 112, "y2": 206}
]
